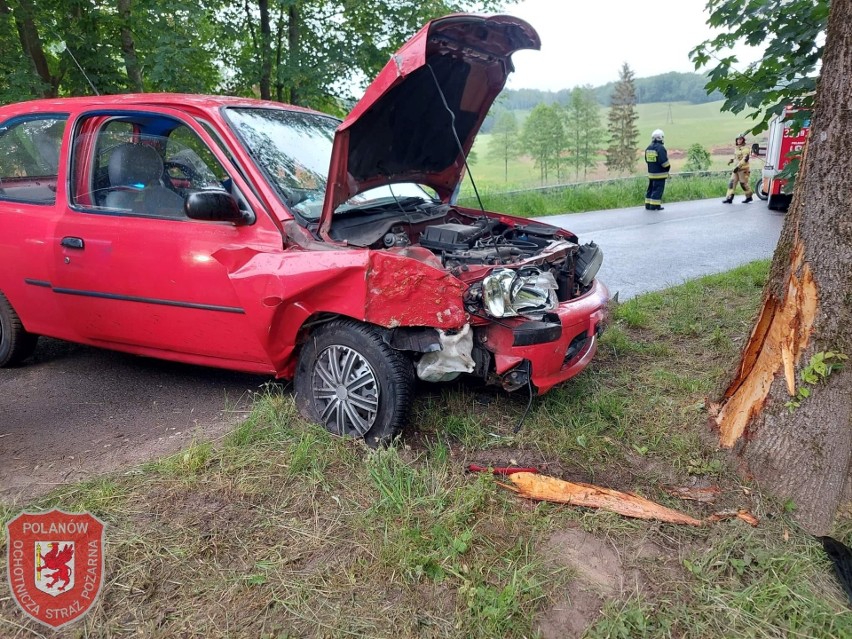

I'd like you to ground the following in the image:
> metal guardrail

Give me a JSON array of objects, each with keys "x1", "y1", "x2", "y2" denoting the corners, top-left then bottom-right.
[{"x1": 458, "y1": 170, "x2": 729, "y2": 200}]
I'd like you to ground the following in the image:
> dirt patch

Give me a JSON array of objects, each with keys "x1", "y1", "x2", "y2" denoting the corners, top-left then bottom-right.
[
  {"x1": 537, "y1": 528, "x2": 629, "y2": 638},
  {"x1": 538, "y1": 584, "x2": 607, "y2": 639},
  {"x1": 0, "y1": 338, "x2": 266, "y2": 505},
  {"x1": 534, "y1": 527, "x2": 681, "y2": 639}
]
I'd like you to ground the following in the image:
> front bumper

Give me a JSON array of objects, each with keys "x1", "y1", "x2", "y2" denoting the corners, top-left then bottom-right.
[{"x1": 478, "y1": 278, "x2": 610, "y2": 394}]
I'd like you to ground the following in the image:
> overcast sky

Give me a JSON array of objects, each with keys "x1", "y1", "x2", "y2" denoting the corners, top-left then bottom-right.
[{"x1": 503, "y1": 0, "x2": 757, "y2": 90}]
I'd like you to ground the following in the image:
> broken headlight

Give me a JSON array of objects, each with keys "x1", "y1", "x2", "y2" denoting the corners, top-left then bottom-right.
[{"x1": 479, "y1": 267, "x2": 558, "y2": 318}]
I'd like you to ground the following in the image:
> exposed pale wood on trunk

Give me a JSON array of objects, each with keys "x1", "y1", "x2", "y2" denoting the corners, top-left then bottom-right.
[{"x1": 716, "y1": 238, "x2": 818, "y2": 447}]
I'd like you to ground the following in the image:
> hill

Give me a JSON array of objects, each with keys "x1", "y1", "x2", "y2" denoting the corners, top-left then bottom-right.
[
  {"x1": 497, "y1": 72, "x2": 721, "y2": 112},
  {"x1": 468, "y1": 100, "x2": 760, "y2": 191}
]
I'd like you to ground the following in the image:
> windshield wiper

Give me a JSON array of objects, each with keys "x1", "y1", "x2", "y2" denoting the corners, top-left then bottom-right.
[{"x1": 335, "y1": 195, "x2": 431, "y2": 215}]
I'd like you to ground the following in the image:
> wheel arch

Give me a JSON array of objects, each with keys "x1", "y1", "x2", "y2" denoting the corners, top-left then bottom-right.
[{"x1": 272, "y1": 302, "x2": 446, "y2": 379}]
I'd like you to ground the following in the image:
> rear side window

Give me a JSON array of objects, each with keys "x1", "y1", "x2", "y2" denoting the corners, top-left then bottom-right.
[{"x1": 0, "y1": 117, "x2": 67, "y2": 204}]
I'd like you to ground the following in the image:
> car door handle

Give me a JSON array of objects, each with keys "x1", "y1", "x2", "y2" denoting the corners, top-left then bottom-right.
[{"x1": 60, "y1": 237, "x2": 85, "y2": 249}]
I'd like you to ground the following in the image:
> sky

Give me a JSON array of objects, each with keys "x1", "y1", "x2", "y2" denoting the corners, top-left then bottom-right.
[{"x1": 502, "y1": 0, "x2": 757, "y2": 91}]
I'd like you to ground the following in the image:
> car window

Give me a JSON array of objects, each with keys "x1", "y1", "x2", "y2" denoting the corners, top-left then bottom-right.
[
  {"x1": 0, "y1": 116, "x2": 67, "y2": 204},
  {"x1": 72, "y1": 117, "x2": 233, "y2": 219},
  {"x1": 167, "y1": 125, "x2": 229, "y2": 184},
  {"x1": 224, "y1": 107, "x2": 435, "y2": 219},
  {"x1": 225, "y1": 107, "x2": 335, "y2": 216}
]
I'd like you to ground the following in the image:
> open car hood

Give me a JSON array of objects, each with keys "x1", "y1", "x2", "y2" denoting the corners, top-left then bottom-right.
[{"x1": 319, "y1": 14, "x2": 539, "y2": 236}]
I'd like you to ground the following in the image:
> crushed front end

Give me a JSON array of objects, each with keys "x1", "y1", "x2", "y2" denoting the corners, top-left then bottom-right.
[
  {"x1": 450, "y1": 212, "x2": 609, "y2": 395},
  {"x1": 339, "y1": 201, "x2": 609, "y2": 395}
]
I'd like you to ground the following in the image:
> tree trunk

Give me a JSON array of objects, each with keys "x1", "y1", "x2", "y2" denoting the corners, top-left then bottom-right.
[
  {"x1": 3, "y1": 0, "x2": 56, "y2": 97},
  {"x1": 287, "y1": 4, "x2": 300, "y2": 105},
  {"x1": 714, "y1": 0, "x2": 852, "y2": 534},
  {"x1": 274, "y1": 0, "x2": 286, "y2": 102},
  {"x1": 258, "y1": 0, "x2": 271, "y2": 100},
  {"x1": 117, "y1": 0, "x2": 144, "y2": 92},
  {"x1": 504, "y1": 143, "x2": 508, "y2": 182}
]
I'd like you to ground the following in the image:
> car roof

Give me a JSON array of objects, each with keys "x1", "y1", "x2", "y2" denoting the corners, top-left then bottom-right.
[{"x1": 0, "y1": 93, "x2": 326, "y2": 117}]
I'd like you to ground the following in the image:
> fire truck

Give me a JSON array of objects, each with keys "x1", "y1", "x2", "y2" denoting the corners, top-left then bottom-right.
[{"x1": 753, "y1": 107, "x2": 810, "y2": 211}]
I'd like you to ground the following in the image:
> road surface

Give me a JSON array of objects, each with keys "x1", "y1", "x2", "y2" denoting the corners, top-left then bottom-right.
[
  {"x1": 535, "y1": 197, "x2": 785, "y2": 300},
  {"x1": 0, "y1": 198, "x2": 785, "y2": 503}
]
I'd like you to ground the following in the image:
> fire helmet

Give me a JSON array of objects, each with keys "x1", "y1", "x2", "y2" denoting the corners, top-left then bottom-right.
[
  {"x1": 735, "y1": 134, "x2": 746, "y2": 144},
  {"x1": 651, "y1": 129, "x2": 665, "y2": 142}
]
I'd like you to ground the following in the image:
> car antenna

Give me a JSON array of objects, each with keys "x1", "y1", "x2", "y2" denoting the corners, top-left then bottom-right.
[
  {"x1": 426, "y1": 64, "x2": 484, "y2": 211},
  {"x1": 54, "y1": 41, "x2": 100, "y2": 96}
]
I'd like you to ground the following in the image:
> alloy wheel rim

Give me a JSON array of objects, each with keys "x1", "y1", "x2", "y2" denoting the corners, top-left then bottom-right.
[{"x1": 312, "y1": 345, "x2": 379, "y2": 436}]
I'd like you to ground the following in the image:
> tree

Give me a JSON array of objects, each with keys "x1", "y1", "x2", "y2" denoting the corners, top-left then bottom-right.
[
  {"x1": 224, "y1": 0, "x2": 517, "y2": 109},
  {"x1": 488, "y1": 109, "x2": 520, "y2": 183},
  {"x1": 522, "y1": 103, "x2": 564, "y2": 185},
  {"x1": 117, "y1": 0, "x2": 144, "y2": 93},
  {"x1": 683, "y1": 143, "x2": 711, "y2": 172},
  {"x1": 563, "y1": 86, "x2": 603, "y2": 180},
  {"x1": 0, "y1": 0, "x2": 224, "y2": 100},
  {"x1": 711, "y1": 0, "x2": 852, "y2": 533},
  {"x1": 690, "y1": 0, "x2": 828, "y2": 133},
  {"x1": 605, "y1": 63, "x2": 639, "y2": 175},
  {"x1": 0, "y1": 0, "x2": 517, "y2": 111}
]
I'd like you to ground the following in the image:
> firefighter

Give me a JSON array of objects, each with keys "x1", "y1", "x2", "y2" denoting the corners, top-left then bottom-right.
[
  {"x1": 722, "y1": 135, "x2": 753, "y2": 203},
  {"x1": 644, "y1": 129, "x2": 670, "y2": 210}
]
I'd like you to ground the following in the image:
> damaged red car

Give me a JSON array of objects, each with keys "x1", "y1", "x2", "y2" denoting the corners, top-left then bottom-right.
[{"x1": 0, "y1": 14, "x2": 608, "y2": 443}]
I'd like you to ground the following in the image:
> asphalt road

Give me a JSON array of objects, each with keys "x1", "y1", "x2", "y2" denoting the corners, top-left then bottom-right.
[
  {"x1": 535, "y1": 197, "x2": 785, "y2": 300},
  {"x1": 0, "y1": 197, "x2": 785, "y2": 503}
]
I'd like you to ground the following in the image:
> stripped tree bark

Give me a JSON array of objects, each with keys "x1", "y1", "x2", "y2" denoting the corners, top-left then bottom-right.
[{"x1": 713, "y1": 0, "x2": 852, "y2": 533}]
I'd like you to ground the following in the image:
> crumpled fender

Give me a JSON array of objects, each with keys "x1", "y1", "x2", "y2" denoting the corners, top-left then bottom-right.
[
  {"x1": 213, "y1": 246, "x2": 467, "y2": 377},
  {"x1": 364, "y1": 250, "x2": 466, "y2": 329}
]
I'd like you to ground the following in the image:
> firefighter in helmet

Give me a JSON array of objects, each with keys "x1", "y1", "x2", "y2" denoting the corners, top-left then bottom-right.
[
  {"x1": 644, "y1": 129, "x2": 670, "y2": 210},
  {"x1": 723, "y1": 134, "x2": 753, "y2": 203}
]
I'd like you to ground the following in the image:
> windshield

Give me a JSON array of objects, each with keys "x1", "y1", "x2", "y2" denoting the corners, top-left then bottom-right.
[{"x1": 225, "y1": 107, "x2": 435, "y2": 220}]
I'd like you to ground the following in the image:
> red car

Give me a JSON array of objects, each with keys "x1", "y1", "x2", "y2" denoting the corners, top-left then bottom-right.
[{"x1": 0, "y1": 14, "x2": 608, "y2": 443}]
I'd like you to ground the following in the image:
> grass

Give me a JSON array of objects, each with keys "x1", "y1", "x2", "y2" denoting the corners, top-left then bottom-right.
[
  {"x1": 3, "y1": 260, "x2": 851, "y2": 638},
  {"x1": 459, "y1": 173, "x2": 727, "y2": 217}
]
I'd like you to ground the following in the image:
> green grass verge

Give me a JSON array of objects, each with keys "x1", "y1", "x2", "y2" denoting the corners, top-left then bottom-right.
[
  {"x1": 459, "y1": 173, "x2": 727, "y2": 217},
  {"x1": 2, "y1": 260, "x2": 850, "y2": 638}
]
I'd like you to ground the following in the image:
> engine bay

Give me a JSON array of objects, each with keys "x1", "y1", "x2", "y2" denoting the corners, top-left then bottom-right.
[{"x1": 327, "y1": 203, "x2": 602, "y2": 302}]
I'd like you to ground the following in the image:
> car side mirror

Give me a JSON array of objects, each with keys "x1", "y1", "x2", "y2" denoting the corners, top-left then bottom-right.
[
  {"x1": 185, "y1": 190, "x2": 246, "y2": 224},
  {"x1": 751, "y1": 143, "x2": 761, "y2": 156}
]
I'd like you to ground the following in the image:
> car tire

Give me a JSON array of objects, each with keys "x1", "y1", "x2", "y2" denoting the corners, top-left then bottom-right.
[
  {"x1": 294, "y1": 319, "x2": 414, "y2": 446},
  {"x1": 0, "y1": 292, "x2": 38, "y2": 367},
  {"x1": 754, "y1": 177, "x2": 769, "y2": 201}
]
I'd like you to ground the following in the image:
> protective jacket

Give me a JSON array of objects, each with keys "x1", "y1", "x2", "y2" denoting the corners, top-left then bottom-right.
[
  {"x1": 732, "y1": 144, "x2": 750, "y2": 171},
  {"x1": 645, "y1": 141, "x2": 670, "y2": 179}
]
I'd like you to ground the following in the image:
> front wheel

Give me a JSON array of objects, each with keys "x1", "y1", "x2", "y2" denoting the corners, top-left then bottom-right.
[
  {"x1": 754, "y1": 177, "x2": 769, "y2": 201},
  {"x1": 294, "y1": 319, "x2": 414, "y2": 445},
  {"x1": 0, "y1": 292, "x2": 38, "y2": 367}
]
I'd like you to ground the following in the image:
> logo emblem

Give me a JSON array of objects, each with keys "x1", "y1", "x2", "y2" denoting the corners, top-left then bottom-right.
[{"x1": 6, "y1": 510, "x2": 105, "y2": 629}]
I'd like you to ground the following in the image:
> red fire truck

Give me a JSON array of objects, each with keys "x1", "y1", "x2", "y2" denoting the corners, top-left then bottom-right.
[{"x1": 753, "y1": 107, "x2": 810, "y2": 211}]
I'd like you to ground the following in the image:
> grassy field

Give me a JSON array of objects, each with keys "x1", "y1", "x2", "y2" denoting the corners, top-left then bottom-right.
[
  {"x1": 3, "y1": 261, "x2": 851, "y2": 639},
  {"x1": 467, "y1": 100, "x2": 760, "y2": 193}
]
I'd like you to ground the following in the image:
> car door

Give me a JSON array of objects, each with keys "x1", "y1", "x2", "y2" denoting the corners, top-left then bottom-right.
[
  {"x1": 0, "y1": 114, "x2": 71, "y2": 339},
  {"x1": 51, "y1": 106, "x2": 280, "y2": 373}
]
